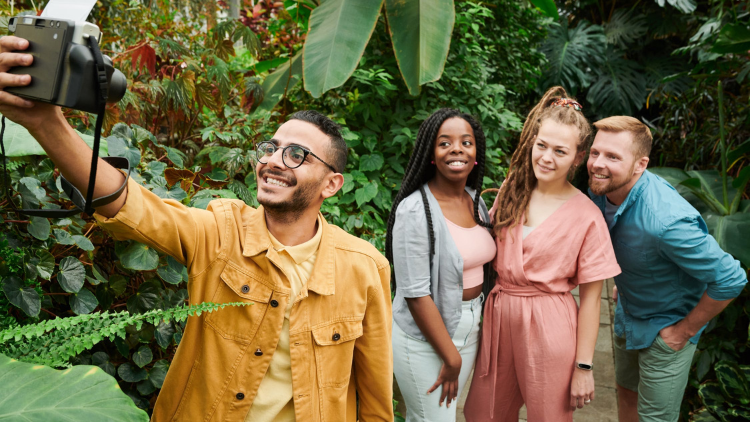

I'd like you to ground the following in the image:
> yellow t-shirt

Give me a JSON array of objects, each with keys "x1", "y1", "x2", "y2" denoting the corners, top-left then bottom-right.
[{"x1": 244, "y1": 216, "x2": 323, "y2": 422}]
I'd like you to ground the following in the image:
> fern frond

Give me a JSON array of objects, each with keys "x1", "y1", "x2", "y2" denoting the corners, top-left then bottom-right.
[{"x1": 0, "y1": 301, "x2": 251, "y2": 367}]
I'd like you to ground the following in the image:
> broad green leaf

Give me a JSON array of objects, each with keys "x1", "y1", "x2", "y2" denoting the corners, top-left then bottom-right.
[
  {"x1": 698, "y1": 382, "x2": 730, "y2": 418},
  {"x1": 152, "y1": 185, "x2": 188, "y2": 202},
  {"x1": 72, "y1": 235, "x2": 95, "y2": 251},
  {"x1": 355, "y1": 182, "x2": 378, "y2": 207},
  {"x1": 540, "y1": 20, "x2": 605, "y2": 94},
  {"x1": 155, "y1": 321, "x2": 176, "y2": 349},
  {"x1": 19, "y1": 177, "x2": 46, "y2": 202},
  {"x1": 149, "y1": 360, "x2": 169, "y2": 388},
  {"x1": 126, "y1": 280, "x2": 161, "y2": 314},
  {"x1": 655, "y1": 0, "x2": 696, "y2": 13},
  {"x1": 109, "y1": 274, "x2": 128, "y2": 295},
  {"x1": 108, "y1": 136, "x2": 141, "y2": 167},
  {"x1": 303, "y1": 0, "x2": 383, "y2": 98},
  {"x1": 28, "y1": 217, "x2": 50, "y2": 241},
  {"x1": 703, "y1": 211, "x2": 750, "y2": 267},
  {"x1": 359, "y1": 154, "x2": 385, "y2": 172},
  {"x1": 137, "y1": 379, "x2": 157, "y2": 396},
  {"x1": 0, "y1": 114, "x2": 106, "y2": 157},
  {"x1": 53, "y1": 228, "x2": 76, "y2": 245},
  {"x1": 528, "y1": 0, "x2": 558, "y2": 18},
  {"x1": 157, "y1": 256, "x2": 186, "y2": 285},
  {"x1": 342, "y1": 174, "x2": 355, "y2": 194},
  {"x1": 256, "y1": 52, "x2": 303, "y2": 113},
  {"x1": 118, "y1": 362, "x2": 148, "y2": 383},
  {"x1": 69, "y1": 288, "x2": 99, "y2": 315},
  {"x1": 35, "y1": 250, "x2": 55, "y2": 280},
  {"x1": 1, "y1": 276, "x2": 41, "y2": 317},
  {"x1": 253, "y1": 57, "x2": 290, "y2": 74},
  {"x1": 160, "y1": 146, "x2": 187, "y2": 168},
  {"x1": 92, "y1": 351, "x2": 116, "y2": 378},
  {"x1": 604, "y1": 10, "x2": 647, "y2": 49},
  {"x1": 695, "y1": 350, "x2": 712, "y2": 381},
  {"x1": 118, "y1": 242, "x2": 159, "y2": 271},
  {"x1": 162, "y1": 289, "x2": 188, "y2": 309},
  {"x1": 0, "y1": 353, "x2": 148, "y2": 421},
  {"x1": 132, "y1": 345, "x2": 153, "y2": 368},
  {"x1": 728, "y1": 139, "x2": 750, "y2": 165},
  {"x1": 714, "y1": 360, "x2": 750, "y2": 405},
  {"x1": 58, "y1": 256, "x2": 86, "y2": 293},
  {"x1": 587, "y1": 47, "x2": 646, "y2": 116},
  {"x1": 385, "y1": 0, "x2": 455, "y2": 95}
]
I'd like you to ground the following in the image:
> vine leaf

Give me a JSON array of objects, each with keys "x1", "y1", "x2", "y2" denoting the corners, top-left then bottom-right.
[
  {"x1": 35, "y1": 249, "x2": 55, "y2": 280},
  {"x1": 359, "y1": 154, "x2": 385, "y2": 172},
  {"x1": 1, "y1": 276, "x2": 41, "y2": 317},
  {"x1": 58, "y1": 256, "x2": 86, "y2": 294},
  {"x1": 28, "y1": 216, "x2": 51, "y2": 241},
  {"x1": 69, "y1": 288, "x2": 99, "y2": 315},
  {"x1": 118, "y1": 242, "x2": 159, "y2": 271},
  {"x1": 149, "y1": 360, "x2": 169, "y2": 388},
  {"x1": 132, "y1": 345, "x2": 153, "y2": 368},
  {"x1": 118, "y1": 362, "x2": 148, "y2": 383}
]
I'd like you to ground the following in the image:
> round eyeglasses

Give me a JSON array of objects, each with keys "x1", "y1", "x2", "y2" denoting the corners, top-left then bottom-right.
[{"x1": 255, "y1": 141, "x2": 337, "y2": 173}]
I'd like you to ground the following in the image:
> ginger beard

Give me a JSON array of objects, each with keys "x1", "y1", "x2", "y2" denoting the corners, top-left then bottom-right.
[{"x1": 588, "y1": 159, "x2": 636, "y2": 196}]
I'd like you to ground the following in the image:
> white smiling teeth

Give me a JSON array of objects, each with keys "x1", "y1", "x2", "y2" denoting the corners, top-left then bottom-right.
[
  {"x1": 266, "y1": 178, "x2": 290, "y2": 187},
  {"x1": 448, "y1": 162, "x2": 466, "y2": 167},
  {"x1": 594, "y1": 174, "x2": 608, "y2": 179}
]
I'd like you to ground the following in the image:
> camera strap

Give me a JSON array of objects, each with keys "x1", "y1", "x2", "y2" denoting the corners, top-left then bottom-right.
[{"x1": 0, "y1": 35, "x2": 130, "y2": 219}]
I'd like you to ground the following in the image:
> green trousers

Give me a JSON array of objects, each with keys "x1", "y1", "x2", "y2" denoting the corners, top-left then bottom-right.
[{"x1": 614, "y1": 334, "x2": 696, "y2": 422}]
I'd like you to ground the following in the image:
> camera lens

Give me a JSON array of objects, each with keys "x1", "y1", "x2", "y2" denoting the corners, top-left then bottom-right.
[{"x1": 107, "y1": 69, "x2": 128, "y2": 103}]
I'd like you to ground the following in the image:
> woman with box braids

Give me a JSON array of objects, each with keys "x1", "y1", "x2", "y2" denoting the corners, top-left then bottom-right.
[
  {"x1": 388, "y1": 108, "x2": 496, "y2": 421},
  {"x1": 464, "y1": 87, "x2": 621, "y2": 422}
]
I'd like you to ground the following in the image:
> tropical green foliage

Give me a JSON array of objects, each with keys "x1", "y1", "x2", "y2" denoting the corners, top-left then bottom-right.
[
  {"x1": 695, "y1": 361, "x2": 750, "y2": 421},
  {"x1": 1, "y1": 0, "x2": 547, "y2": 415},
  {"x1": 0, "y1": 353, "x2": 149, "y2": 422}
]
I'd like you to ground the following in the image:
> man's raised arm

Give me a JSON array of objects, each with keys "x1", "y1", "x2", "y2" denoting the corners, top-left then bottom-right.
[{"x1": 0, "y1": 35, "x2": 126, "y2": 218}]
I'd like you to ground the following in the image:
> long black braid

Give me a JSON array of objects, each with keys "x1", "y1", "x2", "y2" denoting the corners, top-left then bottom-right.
[{"x1": 386, "y1": 108, "x2": 492, "y2": 291}]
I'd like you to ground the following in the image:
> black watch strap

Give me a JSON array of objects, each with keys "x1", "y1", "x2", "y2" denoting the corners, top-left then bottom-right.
[{"x1": 576, "y1": 362, "x2": 594, "y2": 371}]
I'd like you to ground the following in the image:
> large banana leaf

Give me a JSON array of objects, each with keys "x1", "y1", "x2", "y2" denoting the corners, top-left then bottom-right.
[
  {"x1": 0, "y1": 353, "x2": 148, "y2": 421},
  {"x1": 255, "y1": 52, "x2": 303, "y2": 114},
  {"x1": 650, "y1": 168, "x2": 750, "y2": 267},
  {"x1": 0, "y1": 114, "x2": 104, "y2": 157},
  {"x1": 539, "y1": 20, "x2": 605, "y2": 94},
  {"x1": 385, "y1": 0, "x2": 455, "y2": 96},
  {"x1": 587, "y1": 46, "x2": 646, "y2": 116},
  {"x1": 303, "y1": 0, "x2": 383, "y2": 98}
]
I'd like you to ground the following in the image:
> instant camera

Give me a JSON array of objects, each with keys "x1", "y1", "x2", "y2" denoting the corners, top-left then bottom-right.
[{"x1": 6, "y1": 15, "x2": 127, "y2": 113}]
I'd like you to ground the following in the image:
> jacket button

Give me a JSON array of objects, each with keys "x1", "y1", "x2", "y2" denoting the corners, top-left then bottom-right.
[
  {"x1": 254, "y1": 348, "x2": 263, "y2": 356},
  {"x1": 270, "y1": 300, "x2": 279, "y2": 307},
  {"x1": 236, "y1": 392, "x2": 245, "y2": 400},
  {"x1": 332, "y1": 333, "x2": 341, "y2": 341},
  {"x1": 241, "y1": 285, "x2": 250, "y2": 294}
]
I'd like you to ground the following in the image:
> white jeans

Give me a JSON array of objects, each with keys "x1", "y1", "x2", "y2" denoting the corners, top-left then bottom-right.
[{"x1": 393, "y1": 294, "x2": 483, "y2": 422}]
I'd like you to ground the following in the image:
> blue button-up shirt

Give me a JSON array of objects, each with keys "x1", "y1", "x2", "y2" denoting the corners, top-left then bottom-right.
[{"x1": 590, "y1": 170, "x2": 747, "y2": 350}]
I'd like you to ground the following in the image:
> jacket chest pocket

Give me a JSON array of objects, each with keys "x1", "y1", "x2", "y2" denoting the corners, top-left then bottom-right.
[
  {"x1": 206, "y1": 263, "x2": 273, "y2": 342},
  {"x1": 311, "y1": 320, "x2": 363, "y2": 388}
]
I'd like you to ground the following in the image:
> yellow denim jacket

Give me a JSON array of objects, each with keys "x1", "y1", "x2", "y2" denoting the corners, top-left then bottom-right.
[{"x1": 95, "y1": 178, "x2": 394, "y2": 422}]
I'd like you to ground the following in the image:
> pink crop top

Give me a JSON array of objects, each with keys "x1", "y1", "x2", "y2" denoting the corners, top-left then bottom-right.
[{"x1": 445, "y1": 217, "x2": 497, "y2": 289}]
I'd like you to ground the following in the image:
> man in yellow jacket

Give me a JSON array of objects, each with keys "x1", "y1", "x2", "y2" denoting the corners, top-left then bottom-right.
[{"x1": 0, "y1": 36, "x2": 394, "y2": 422}]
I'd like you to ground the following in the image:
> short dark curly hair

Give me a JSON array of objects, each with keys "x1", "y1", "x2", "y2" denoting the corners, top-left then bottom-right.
[{"x1": 288, "y1": 110, "x2": 347, "y2": 173}]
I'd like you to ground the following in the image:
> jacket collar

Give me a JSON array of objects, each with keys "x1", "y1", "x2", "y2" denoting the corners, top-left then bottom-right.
[
  {"x1": 590, "y1": 170, "x2": 652, "y2": 230},
  {"x1": 242, "y1": 206, "x2": 336, "y2": 296},
  {"x1": 423, "y1": 183, "x2": 490, "y2": 223}
]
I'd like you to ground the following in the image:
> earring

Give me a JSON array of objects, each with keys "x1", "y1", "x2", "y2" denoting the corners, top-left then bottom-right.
[
  {"x1": 431, "y1": 161, "x2": 435, "y2": 164},
  {"x1": 475, "y1": 161, "x2": 478, "y2": 165}
]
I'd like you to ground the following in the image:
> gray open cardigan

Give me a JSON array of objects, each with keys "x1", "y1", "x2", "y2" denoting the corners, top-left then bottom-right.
[{"x1": 391, "y1": 183, "x2": 495, "y2": 341}]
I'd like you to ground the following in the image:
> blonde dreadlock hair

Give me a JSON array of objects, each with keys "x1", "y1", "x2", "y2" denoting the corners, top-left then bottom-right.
[{"x1": 493, "y1": 86, "x2": 592, "y2": 238}]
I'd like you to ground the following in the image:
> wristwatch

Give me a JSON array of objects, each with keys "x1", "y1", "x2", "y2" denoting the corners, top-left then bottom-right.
[{"x1": 575, "y1": 362, "x2": 594, "y2": 371}]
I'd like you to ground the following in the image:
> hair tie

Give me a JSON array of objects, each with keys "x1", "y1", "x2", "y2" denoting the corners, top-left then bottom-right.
[{"x1": 551, "y1": 98, "x2": 583, "y2": 111}]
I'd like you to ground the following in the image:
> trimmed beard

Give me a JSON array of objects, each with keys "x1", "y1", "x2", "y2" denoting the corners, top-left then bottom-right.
[
  {"x1": 588, "y1": 162, "x2": 636, "y2": 196},
  {"x1": 258, "y1": 174, "x2": 323, "y2": 224}
]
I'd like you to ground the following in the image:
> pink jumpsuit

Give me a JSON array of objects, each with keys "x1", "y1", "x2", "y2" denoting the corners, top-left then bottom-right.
[{"x1": 464, "y1": 193, "x2": 620, "y2": 422}]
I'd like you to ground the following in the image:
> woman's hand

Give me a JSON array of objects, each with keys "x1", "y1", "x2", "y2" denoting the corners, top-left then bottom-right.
[
  {"x1": 570, "y1": 367, "x2": 595, "y2": 409},
  {"x1": 427, "y1": 353, "x2": 462, "y2": 408}
]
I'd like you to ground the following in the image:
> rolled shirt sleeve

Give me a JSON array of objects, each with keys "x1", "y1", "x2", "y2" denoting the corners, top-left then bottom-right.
[
  {"x1": 392, "y1": 200, "x2": 432, "y2": 298},
  {"x1": 658, "y1": 216, "x2": 748, "y2": 301}
]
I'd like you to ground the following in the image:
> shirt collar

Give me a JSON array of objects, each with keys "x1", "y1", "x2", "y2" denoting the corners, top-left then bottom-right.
[
  {"x1": 242, "y1": 206, "x2": 336, "y2": 296},
  {"x1": 590, "y1": 170, "x2": 652, "y2": 229},
  {"x1": 268, "y1": 215, "x2": 323, "y2": 265}
]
